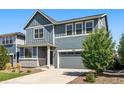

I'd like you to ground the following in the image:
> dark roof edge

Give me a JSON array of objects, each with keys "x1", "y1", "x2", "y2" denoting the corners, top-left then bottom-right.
[
  {"x1": 0, "y1": 32, "x2": 25, "y2": 37},
  {"x1": 55, "y1": 13, "x2": 107, "y2": 24},
  {"x1": 24, "y1": 10, "x2": 107, "y2": 29}
]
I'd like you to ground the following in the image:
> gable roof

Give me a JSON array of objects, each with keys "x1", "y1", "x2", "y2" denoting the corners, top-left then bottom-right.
[
  {"x1": 24, "y1": 10, "x2": 107, "y2": 29},
  {"x1": 24, "y1": 10, "x2": 56, "y2": 29}
]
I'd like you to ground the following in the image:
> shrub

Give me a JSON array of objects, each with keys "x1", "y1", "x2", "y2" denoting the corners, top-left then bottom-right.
[
  {"x1": 27, "y1": 69, "x2": 32, "y2": 73},
  {"x1": 5, "y1": 63, "x2": 12, "y2": 71},
  {"x1": 0, "y1": 45, "x2": 10, "y2": 69},
  {"x1": 12, "y1": 69, "x2": 16, "y2": 72},
  {"x1": 85, "y1": 72, "x2": 96, "y2": 83},
  {"x1": 118, "y1": 33, "x2": 124, "y2": 65},
  {"x1": 16, "y1": 63, "x2": 22, "y2": 71},
  {"x1": 19, "y1": 70, "x2": 23, "y2": 73},
  {"x1": 81, "y1": 28, "x2": 115, "y2": 74}
]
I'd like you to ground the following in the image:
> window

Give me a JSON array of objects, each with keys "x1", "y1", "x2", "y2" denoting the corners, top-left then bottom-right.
[
  {"x1": 25, "y1": 48, "x2": 32, "y2": 58},
  {"x1": 10, "y1": 37, "x2": 14, "y2": 44},
  {"x1": 33, "y1": 47, "x2": 37, "y2": 58},
  {"x1": 85, "y1": 20, "x2": 94, "y2": 33},
  {"x1": 39, "y1": 29, "x2": 43, "y2": 38},
  {"x1": 35, "y1": 29, "x2": 38, "y2": 38},
  {"x1": 34, "y1": 28, "x2": 44, "y2": 39},
  {"x1": 66, "y1": 24, "x2": 73, "y2": 35},
  {"x1": 75, "y1": 23, "x2": 83, "y2": 34},
  {"x1": 20, "y1": 48, "x2": 24, "y2": 58},
  {"x1": 2, "y1": 38, "x2": 5, "y2": 44},
  {"x1": 6, "y1": 37, "x2": 9, "y2": 44}
]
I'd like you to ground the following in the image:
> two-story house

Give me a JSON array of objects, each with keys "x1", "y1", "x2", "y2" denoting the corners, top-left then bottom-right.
[
  {"x1": 18, "y1": 10, "x2": 108, "y2": 69},
  {"x1": 0, "y1": 32, "x2": 25, "y2": 66}
]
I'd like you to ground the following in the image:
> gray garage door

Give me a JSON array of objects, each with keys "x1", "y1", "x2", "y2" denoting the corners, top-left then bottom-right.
[{"x1": 59, "y1": 52, "x2": 85, "y2": 69}]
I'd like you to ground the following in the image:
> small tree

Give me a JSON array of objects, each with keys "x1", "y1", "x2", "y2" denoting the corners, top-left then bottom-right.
[
  {"x1": 81, "y1": 28, "x2": 115, "y2": 74},
  {"x1": 118, "y1": 33, "x2": 124, "y2": 65},
  {"x1": 0, "y1": 45, "x2": 10, "y2": 69}
]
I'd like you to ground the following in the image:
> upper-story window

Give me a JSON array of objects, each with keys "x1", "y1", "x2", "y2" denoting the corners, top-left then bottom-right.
[
  {"x1": 34, "y1": 28, "x2": 44, "y2": 39},
  {"x1": 6, "y1": 37, "x2": 9, "y2": 44},
  {"x1": 66, "y1": 24, "x2": 73, "y2": 35},
  {"x1": 75, "y1": 22, "x2": 83, "y2": 34},
  {"x1": 10, "y1": 37, "x2": 14, "y2": 44},
  {"x1": 85, "y1": 20, "x2": 94, "y2": 33},
  {"x1": 2, "y1": 38, "x2": 5, "y2": 44},
  {"x1": 1, "y1": 36, "x2": 15, "y2": 45}
]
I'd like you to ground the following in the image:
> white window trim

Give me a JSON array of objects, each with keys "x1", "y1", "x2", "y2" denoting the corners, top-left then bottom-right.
[
  {"x1": 33, "y1": 27, "x2": 44, "y2": 40},
  {"x1": 65, "y1": 23, "x2": 73, "y2": 36},
  {"x1": 75, "y1": 22, "x2": 83, "y2": 35},
  {"x1": 85, "y1": 20, "x2": 94, "y2": 34}
]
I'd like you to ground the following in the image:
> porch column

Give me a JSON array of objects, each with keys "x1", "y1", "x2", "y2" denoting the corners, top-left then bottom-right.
[
  {"x1": 57, "y1": 51, "x2": 60, "y2": 69},
  {"x1": 37, "y1": 47, "x2": 39, "y2": 67},
  {"x1": 47, "y1": 46, "x2": 50, "y2": 68}
]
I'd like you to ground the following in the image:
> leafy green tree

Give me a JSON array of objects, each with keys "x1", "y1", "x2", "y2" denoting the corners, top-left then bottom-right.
[
  {"x1": 81, "y1": 28, "x2": 115, "y2": 74},
  {"x1": 0, "y1": 45, "x2": 10, "y2": 69},
  {"x1": 118, "y1": 33, "x2": 124, "y2": 65}
]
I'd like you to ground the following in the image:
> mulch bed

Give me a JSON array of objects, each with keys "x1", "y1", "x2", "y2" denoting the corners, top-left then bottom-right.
[{"x1": 68, "y1": 74, "x2": 124, "y2": 84}]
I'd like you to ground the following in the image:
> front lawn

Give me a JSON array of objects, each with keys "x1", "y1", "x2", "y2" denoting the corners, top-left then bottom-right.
[{"x1": 0, "y1": 72, "x2": 27, "y2": 81}]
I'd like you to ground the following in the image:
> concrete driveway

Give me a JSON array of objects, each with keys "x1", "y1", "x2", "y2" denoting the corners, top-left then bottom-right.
[{"x1": 0, "y1": 69, "x2": 90, "y2": 84}]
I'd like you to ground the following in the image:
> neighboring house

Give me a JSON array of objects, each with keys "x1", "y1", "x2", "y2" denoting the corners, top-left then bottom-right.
[
  {"x1": 18, "y1": 10, "x2": 108, "y2": 69},
  {"x1": 0, "y1": 32, "x2": 25, "y2": 66}
]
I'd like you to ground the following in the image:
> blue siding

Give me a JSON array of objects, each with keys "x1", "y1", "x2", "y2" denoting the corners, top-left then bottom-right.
[
  {"x1": 4, "y1": 44, "x2": 16, "y2": 54},
  {"x1": 26, "y1": 12, "x2": 52, "y2": 28},
  {"x1": 25, "y1": 25, "x2": 53, "y2": 45},
  {"x1": 55, "y1": 35, "x2": 87, "y2": 49}
]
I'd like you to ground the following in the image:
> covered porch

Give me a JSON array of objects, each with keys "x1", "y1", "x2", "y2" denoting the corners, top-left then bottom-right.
[{"x1": 18, "y1": 44, "x2": 55, "y2": 68}]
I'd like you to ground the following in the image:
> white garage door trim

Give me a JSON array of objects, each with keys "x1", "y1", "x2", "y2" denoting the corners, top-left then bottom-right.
[{"x1": 57, "y1": 49, "x2": 83, "y2": 68}]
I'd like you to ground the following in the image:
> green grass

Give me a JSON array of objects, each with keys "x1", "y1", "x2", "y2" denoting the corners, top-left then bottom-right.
[{"x1": 0, "y1": 72, "x2": 27, "y2": 81}]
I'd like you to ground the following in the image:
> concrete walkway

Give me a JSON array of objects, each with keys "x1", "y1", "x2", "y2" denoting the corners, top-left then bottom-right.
[{"x1": 0, "y1": 69, "x2": 90, "y2": 84}]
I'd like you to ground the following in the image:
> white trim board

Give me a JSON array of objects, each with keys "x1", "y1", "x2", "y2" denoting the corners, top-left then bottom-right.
[
  {"x1": 25, "y1": 24, "x2": 53, "y2": 30},
  {"x1": 55, "y1": 34, "x2": 89, "y2": 39}
]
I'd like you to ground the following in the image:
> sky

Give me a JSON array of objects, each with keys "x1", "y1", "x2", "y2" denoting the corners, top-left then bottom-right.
[{"x1": 0, "y1": 9, "x2": 124, "y2": 47}]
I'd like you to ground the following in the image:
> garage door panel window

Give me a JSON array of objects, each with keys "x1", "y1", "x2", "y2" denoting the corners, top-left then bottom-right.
[{"x1": 60, "y1": 52, "x2": 81, "y2": 57}]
